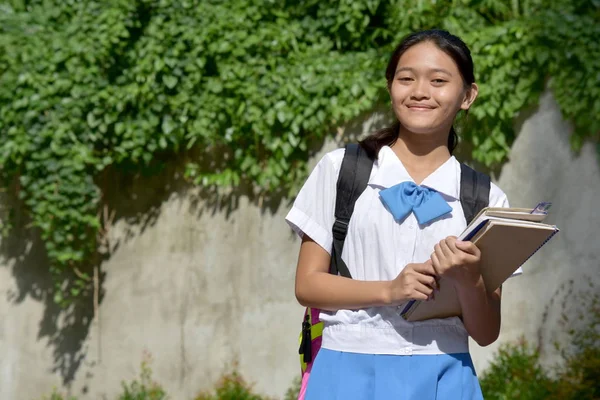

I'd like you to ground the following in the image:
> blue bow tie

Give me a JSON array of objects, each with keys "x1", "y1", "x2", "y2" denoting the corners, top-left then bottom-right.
[{"x1": 379, "y1": 181, "x2": 452, "y2": 225}]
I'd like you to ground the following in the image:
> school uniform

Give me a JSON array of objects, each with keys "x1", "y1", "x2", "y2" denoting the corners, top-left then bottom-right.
[{"x1": 285, "y1": 145, "x2": 521, "y2": 400}]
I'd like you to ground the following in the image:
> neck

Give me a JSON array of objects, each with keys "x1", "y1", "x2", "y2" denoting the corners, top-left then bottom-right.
[{"x1": 390, "y1": 126, "x2": 452, "y2": 184}]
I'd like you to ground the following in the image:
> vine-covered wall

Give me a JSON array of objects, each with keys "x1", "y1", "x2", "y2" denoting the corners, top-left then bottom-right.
[{"x1": 0, "y1": 0, "x2": 598, "y2": 305}]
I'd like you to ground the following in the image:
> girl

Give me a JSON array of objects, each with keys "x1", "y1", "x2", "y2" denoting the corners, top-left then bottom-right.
[{"x1": 285, "y1": 29, "x2": 517, "y2": 399}]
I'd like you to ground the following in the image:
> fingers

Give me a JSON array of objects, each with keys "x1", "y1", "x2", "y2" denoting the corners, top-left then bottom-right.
[
  {"x1": 430, "y1": 252, "x2": 441, "y2": 275},
  {"x1": 412, "y1": 260, "x2": 437, "y2": 276},
  {"x1": 416, "y1": 272, "x2": 437, "y2": 289},
  {"x1": 412, "y1": 282, "x2": 433, "y2": 300},
  {"x1": 395, "y1": 262, "x2": 444, "y2": 303},
  {"x1": 433, "y1": 240, "x2": 451, "y2": 274},
  {"x1": 445, "y1": 237, "x2": 459, "y2": 255},
  {"x1": 405, "y1": 263, "x2": 439, "y2": 297},
  {"x1": 439, "y1": 238, "x2": 455, "y2": 258},
  {"x1": 451, "y1": 238, "x2": 481, "y2": 265},
  {"x1": 436, "y1": 237, "x2": 480, "y2": 262},
  {"x1": 414, "y1": 264, "x2": 440, "y2": 293}
]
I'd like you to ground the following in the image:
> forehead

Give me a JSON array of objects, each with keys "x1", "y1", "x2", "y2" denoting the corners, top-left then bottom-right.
[{"x1": 396, "y1": 41, "x2": 460, "y2": 74}]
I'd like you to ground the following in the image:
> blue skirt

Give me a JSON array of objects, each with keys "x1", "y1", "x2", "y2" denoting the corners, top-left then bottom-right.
[{"x1": 305, "y1": 348, "x2": 484, "y2": 400}]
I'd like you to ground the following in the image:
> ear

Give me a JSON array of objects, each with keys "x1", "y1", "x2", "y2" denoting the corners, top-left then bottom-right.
[{"x1": 460, "y1": 83, "x2": 478, "y2": 111}]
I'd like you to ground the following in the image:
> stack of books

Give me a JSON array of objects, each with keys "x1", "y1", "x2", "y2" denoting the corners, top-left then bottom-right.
[{"x1": 401, "y1": 203, "x2": 559, "y2": 322}]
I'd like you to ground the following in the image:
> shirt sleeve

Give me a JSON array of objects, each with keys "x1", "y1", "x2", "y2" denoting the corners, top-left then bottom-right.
[
  {"x1": 488, "y1": 182, "x2": 523, "y2": 277},
  {"x1": 284, "y1": 151, "x2": 340, "y2": 255}
]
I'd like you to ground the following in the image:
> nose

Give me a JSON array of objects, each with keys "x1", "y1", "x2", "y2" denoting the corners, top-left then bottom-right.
[{"x1": 411, "y1": 79, "x2": 430, "y2": 100}]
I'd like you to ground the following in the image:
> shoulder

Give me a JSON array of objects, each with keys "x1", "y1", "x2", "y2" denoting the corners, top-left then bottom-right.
[
  {"x1": 489, "y1": 181, "x2": 510, "y2": 208},
  {"x1": 305, "y1": 147, "x2": 346, "y2": 180},
  {"x1": 294, "y1": 147, "x2": 347, "y2": 195},
  {"x1": 321, "y1": 147, "x2": 346, "y2": 171}
]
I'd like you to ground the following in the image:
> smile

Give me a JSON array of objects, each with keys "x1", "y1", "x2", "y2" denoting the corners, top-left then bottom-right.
[
  {"x1": 406, "y1": 105, "x2": 435, "y2": 111},
  {"x1": 406, "y1": 104, "x2": 435, "y2": 111}
]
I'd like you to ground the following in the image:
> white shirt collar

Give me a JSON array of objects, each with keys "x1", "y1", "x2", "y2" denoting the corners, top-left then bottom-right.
[{"x1": 368, "y1": 146, "x2": 460, "y2": 200}]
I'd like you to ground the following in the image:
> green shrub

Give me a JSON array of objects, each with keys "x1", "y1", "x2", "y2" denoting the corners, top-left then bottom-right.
[
  {"x1": 479, "y1": 339, "x2": 556, "y2": 400},
  {"x1": 194, "y1": 366, "x2": 269, "y2": 400},
  {"x1": 481, "y1": 287, "x2": 600, "y2": 400},
  {"x1": 551, "y1": 287, "x2": 600, "y2": 400},
  {"x1": 118, "y1": 356, "x2": 168, "y2": 400},
  {"x1": 283, "y1": 376, "x2": 301, "y2": 400},
  {"x1": 553, "y1": 345, "x2": 600, "y2": 400},
  {"x1": 37, "y1": 388, "x2": 78, "y2": 400}
]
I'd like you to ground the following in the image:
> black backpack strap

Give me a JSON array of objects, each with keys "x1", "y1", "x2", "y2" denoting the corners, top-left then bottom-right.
[
  {"x1": 459, "y1": 163, "x2": 491, "y2": 225},
  {"x1": 329, "y1": 143, "x2": 374, "y2": 278}
]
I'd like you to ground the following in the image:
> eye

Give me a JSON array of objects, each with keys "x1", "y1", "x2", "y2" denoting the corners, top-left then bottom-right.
[
  {"x1": 398, "y1": 77, "x2": 413, "y2": 82},
  {"x1": 432, "y1": 79, "x2": 447, "y2": 84}
]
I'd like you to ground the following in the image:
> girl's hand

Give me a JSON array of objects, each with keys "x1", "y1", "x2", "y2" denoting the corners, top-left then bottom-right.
[
  {"x1": 430, "y1": 236, "x2": 482, "y2": 286},
  {"x1": 389, "y1": 260, "x2": 439, "y2": 304}
]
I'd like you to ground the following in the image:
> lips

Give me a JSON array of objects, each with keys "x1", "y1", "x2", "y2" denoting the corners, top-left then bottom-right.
[{"x1": 406, "y1": 104, "x2": 435, "y2": 110}]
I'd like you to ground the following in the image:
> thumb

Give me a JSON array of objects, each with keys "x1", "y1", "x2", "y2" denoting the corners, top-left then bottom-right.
[
  {"x1": 455, "y1": 239, "x2": 469, "y2": 248},
  {"x1": 455, "y1": 239, "x2": 477, "y2": 254}
]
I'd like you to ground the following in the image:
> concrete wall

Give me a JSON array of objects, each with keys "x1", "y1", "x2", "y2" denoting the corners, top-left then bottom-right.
[
  {"x1": 469, "y1": 91, "x2": 600, "y2": 371},
  {"x1": 0, "y1": 161, "x2": 310, "y2": 399},
  {"x1": 0, "y1": 92, "x2": 598, "y2": 399}
]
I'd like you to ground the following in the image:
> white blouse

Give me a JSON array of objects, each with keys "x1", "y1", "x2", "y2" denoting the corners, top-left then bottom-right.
[{"x1": 286, "y1": 145, "x2": 520, "y2": 355}]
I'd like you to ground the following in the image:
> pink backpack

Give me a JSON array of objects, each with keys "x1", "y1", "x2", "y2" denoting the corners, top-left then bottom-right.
[{"x1": 297, "y1": 307, "x2": 323, "y2": 400}]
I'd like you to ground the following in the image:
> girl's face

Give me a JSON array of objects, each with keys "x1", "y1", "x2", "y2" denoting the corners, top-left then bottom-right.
[{"x1": 390, "y1": 41, "x2": 477, "y2": 137}]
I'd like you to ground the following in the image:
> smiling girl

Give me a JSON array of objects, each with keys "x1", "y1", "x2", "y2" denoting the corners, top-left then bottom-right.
[{"x1": 285, "y1": 29, "x2": 511, "y2": 400}]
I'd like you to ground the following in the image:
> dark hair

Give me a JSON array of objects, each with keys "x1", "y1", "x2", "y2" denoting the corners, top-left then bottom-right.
[{"x1": 360, "y1": 29, "x2": 475, "y2": 158}]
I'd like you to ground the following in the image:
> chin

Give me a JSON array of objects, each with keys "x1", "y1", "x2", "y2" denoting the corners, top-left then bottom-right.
[
  {"x1": 396, "y1": 113, "x2": 440, "y2": 134},
  {"x1": 398, "y1": 123, "x2": 439, "y2": 135}
]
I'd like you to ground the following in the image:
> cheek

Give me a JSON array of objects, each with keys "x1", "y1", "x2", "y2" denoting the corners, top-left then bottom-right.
[
  {"x1": 390, "y1": 84, "x2": 406, "y2": 103},
  {"x1": 436, "y1": 87, "x2": 465, "y2": 109}
]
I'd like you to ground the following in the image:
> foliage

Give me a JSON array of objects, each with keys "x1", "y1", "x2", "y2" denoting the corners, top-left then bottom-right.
[
  {"x1": 36, "y1": 356, "x2": 168, "y2": 400},
  {"x1": 283, "y1": 376, "x2": 301, "y2": 400},
  {"x1": 480, "y1": 337, "x2": 600, "y2": 400},
  {"x1": 38, "y1": 362, "x2": 271, "y2": 400},
  {"x1": 0, "y1": 0, "x2": 598, "y2": 302},
  {"x1": 551, "y1": 286, "x2": 600, "y2": 400},
  {"x1": 480, "y1": 288, "x2": 600, "y2": 400},
  {"x1": 118, "y1": 355, "x2": 168, "y2": 400},
  {"x1": 479, "y1": 339, "x2": 557, "y2": 399},
  {"x1": 194, "y1": 368, "x2": 269, "y2": 400},
  {"x1": 37, "y1": 388, "x2": 78, "y2": 400}
]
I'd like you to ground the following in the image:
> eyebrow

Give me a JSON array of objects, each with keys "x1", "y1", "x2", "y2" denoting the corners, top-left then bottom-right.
[{"x1": 395, "y1": 67, "x2": 454, "y2": 76}]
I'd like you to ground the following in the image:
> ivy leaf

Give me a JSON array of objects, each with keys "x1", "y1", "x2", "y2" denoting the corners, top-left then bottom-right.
[
  {"x1": 162, "y1": 116, "x2": 175, "y2": 135},
  {"x1": 163, "y1": 75, "x2": 178, "y2": 89}
]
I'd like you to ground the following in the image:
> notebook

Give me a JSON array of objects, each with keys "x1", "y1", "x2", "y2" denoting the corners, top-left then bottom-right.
[{"x1": 400, "y1": 206, "x2": 559, "y2": 322}]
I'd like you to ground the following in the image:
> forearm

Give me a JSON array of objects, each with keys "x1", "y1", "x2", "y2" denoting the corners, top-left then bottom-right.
[
  {"x1": 455, "y1": 275, "x2": 501, "y2": 347},
  {"x1": 295, "y1": 271, "x2": 393, "y2": 311}
]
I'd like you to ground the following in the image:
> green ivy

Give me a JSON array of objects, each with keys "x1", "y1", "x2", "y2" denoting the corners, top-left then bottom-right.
[{"x1": 0, "y1": 0, "x2": 598, "y2": 304}]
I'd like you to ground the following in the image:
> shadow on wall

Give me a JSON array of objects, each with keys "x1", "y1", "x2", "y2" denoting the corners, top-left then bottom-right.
[
  {"x1": 0, "y1": 195, "x2": 101, "y2": 389},
  {"x1": 0, "y1": 102, "x2": 394, "y2": 390},
  {"x1": 0, "y1": 147, "x2": 307, "y2": 390},
  {"x1": 99, "y1": 146, "x2": 287, "y2": 249},
  {"x1": 0, "y1": 152, "x2": 211, "y2": 389}
]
